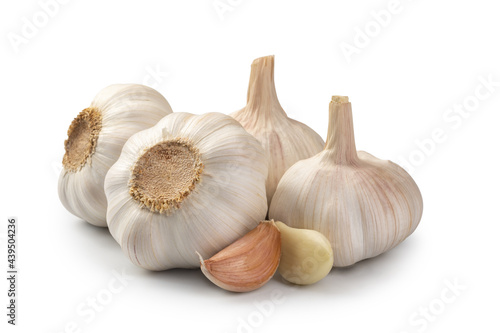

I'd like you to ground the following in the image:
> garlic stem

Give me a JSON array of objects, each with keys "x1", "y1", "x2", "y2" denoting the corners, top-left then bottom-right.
[
  {"x1": 245, "y1": 55, "x2": 286, "y2": 118},
  {"x1": 324, "y1": 96, "x2": 359, "y2": 164}
]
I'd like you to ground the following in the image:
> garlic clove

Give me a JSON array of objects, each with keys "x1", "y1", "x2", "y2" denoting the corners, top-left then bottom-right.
[
  {"x1": 231, "y1": 55, "x2": 325, "y2": 205},
  {"x1": 269, "y1": 96, "x2": 423, "y2": 267},
  {"x1": 104, "y1": 112, "x2": 269, "y2": 270},
  {"x1": 58, "y1": 84, "x2": 172, "y2": 227},
  {"x1": 275, "y1": 222, "x2": 333, "y2": 285},
  {"x1": 197, "y1": 220, "x2": 281, "y2": 292}
]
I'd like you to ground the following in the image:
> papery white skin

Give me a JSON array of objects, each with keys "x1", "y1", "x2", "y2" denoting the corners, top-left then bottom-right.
[
  {"x1": 58, "y1": 84, "x2": 172, "y2": 227},
  {"x1": 269, "y1": 97, "x2": 423, "y2": 267},
  {"x1": 104, "y1": 112, "x2": 268, "y2": 270},
  {"x1": 231, "y1": 55, "x2": 325, "y2": 205}
]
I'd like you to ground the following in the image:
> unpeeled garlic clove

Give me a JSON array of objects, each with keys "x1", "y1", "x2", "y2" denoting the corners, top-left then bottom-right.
[
  {"x1": 197, "y1": 220, "x2": 281, "y2": 292},
  {"x1": 275, "y1": 222, "x2": 333, "y2": 285},
  {"x1": 231, "y1": 55, "x2": 325, "y2": 205}
]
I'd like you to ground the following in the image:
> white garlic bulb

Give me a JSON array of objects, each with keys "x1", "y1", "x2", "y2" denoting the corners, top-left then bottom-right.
[
  {"x1": 231, "y1": 55, "x2": 325, "y2": 205},
  {"x1": 104, "y1": 112, "x2": 268, "y2": 270},
  {"x1": 269, "y1": 96, "x2": 423, "y2": 267},
  {"x1": 58, "y1": 84, "x2": 172, "y2": 227}
]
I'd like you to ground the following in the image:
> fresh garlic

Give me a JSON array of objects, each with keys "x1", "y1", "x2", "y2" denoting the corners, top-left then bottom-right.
[
  {"x1": 58, "y1": 84, "x2": 172, "y2": 227},
  {"x1": 231, "y1": 55, "x2": 325, "y2": 205},
  {"x1": 269, "y1": 96, "x2": 423, "y2": 267},
  {"x1": 197, "y1": 220, "x2": 281, "y2": 292},
  {"x1": 275, "y1": 222, "x2": 333, "y2": 285},
  {"x1": 104, "y1": 112, "x2": 268, "y2": 270}
]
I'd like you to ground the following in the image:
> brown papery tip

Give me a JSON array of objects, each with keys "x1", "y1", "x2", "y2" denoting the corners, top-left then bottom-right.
[
  {"x1": 251, "y1": 55, "x2": 275, "y2": 67},
  {"x1": 331, "y1": 96, "x2": 349, "y2": 104},
  {"x1": 129, "y1": 139, "x2": 204, "y2": 214},
  {"x1": 62, "y1": 107, "x2": 102, "y2": 172}
]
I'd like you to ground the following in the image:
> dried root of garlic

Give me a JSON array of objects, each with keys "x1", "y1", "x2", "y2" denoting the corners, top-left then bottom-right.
[
  {"x1": 275, "y1": 222, "x2": 333, "y2": 285},
  {"x1": 197, "y1": 221, "x2": 281, "y2": 292}
]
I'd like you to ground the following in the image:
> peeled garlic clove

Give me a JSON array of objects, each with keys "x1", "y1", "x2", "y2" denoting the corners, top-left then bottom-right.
[
  {"x1": 104, "y1": 112, "x2": 268, "y2": 270},
  {"x1": 58, "y1": 84, "x2": 172, "y2": 227},
  {"x1": 275, "y1": 222, "x2": 333, "y2": 285},
  {"x1": 231, "y1": 55, "x2": 325, "y2": 205},
  {"x1": 197, "y1": 220, "x2": 281, "y2": 292},
  {"x1": 269, "y1": 96, "x2": 423, "y2": 267}
]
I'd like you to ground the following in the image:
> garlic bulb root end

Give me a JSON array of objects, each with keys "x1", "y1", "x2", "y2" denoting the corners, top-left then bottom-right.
[
  {"x1": 128, "y1": 138, "x2": 203, "y2": 214},
  {"x1": 62, "y1": 107, "x2": 102, "y2": 172}
]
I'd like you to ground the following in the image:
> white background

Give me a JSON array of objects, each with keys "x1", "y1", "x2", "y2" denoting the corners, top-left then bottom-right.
[{"x1": 1, "y1": 0, "x2": 499, "y2": 332}]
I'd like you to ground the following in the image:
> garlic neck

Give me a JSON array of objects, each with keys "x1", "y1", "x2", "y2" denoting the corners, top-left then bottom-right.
[
  {"x1": 324, "y1": 96, "x2": 358, "y2": 164},
  {"x1": 245, "y1": 55, "x2": 286, "y2": 119}
]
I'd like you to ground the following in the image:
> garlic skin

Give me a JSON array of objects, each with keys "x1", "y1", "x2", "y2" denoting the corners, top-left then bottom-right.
[
  {"x1": 269, "y1": 96, "x2": 423, "y2": 267},
  {"x1": 275, "y1": 222, "x2": 333, "y2": 285},
  {"x1": 231, "y1": 55, "x2": 325, "y2": 205},
  {"x1": 58, "y1": 84, "x2": 172, "y2": 227},
  {"x1": 104, "y1": 112, "x2": 268, "y2": 270},
  {"x1": 198, "y1": 220, "x2": 281, "y2": 292}
]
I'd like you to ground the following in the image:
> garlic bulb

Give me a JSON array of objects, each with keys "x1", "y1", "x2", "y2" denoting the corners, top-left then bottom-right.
[
  {"x1": 198, "y1": 221, "x2": 281, "y2": 292},
  {"x1": 58, "y1": 84, "x2": 172, "y2": 227},
  {"x1": 104, "y1": 112, "x2": 268, "y2": 270},
  {"x1": 269, "y1": 96, "x2": 423, "y2": 267},
  {"x1": 231, "y1": 55, "x2": 325, "y2": 205}
]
